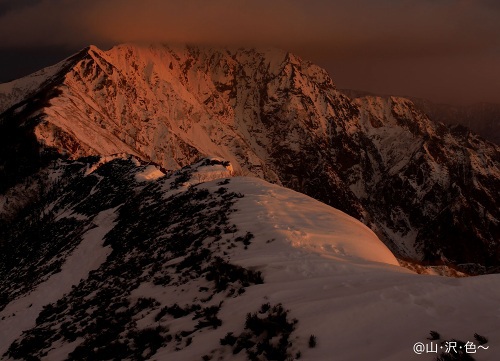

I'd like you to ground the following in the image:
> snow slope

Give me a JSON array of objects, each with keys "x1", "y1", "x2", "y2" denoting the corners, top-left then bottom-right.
[
  {"x1": 1, "y1": 158, "x2": 498, "y2": 360},
  {"x1": 0, "y1": 49, "x2": 88, "y2": 114},
  {"x1": 227, "y1": 177, "x2": 398, "y2": 266},
  {"x1": 0, "y1": 207, "x2": 116, "y2": 356}
]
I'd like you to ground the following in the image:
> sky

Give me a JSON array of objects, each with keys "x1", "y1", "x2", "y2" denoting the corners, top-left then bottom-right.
[{"x1": 0, "y1": 0, "x2": 499, "y2": 105}]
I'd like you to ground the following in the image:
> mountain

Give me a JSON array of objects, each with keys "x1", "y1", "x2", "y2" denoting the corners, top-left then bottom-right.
[
  {"x1": 1, "y1": 157, "x2": 499, "y2": 361},
  {"x1": 341, "y1": 89, "x2": 500, "y2": 146},
  {"x1": 0, "y1": 43, "x2": 498, "y2": 273},
  {"x1": 408, "y1": 99, "x2": 500, "y2": 146},
  {"x1": 352, "y1": 95, "x2": 499, "y2": 271}
]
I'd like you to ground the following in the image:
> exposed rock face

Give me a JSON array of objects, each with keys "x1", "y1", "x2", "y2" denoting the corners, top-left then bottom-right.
[
  {"x1": 352, "y1": 96, "x2": 499, "y2": 270},
  {"x1": 0, "y1": 43, "x2": 498, "y2": 270}
]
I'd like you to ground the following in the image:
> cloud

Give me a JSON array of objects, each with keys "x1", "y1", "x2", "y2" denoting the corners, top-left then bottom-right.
[
  {"x1": 0, "y1": 0, "x2": 498, "y2": 103},
  {"x1": 1, "y1": 0, "x2": 497, "y2": 53},
  {"x1": 0, "y1": 0, "x2": 42, "y2": 17}
]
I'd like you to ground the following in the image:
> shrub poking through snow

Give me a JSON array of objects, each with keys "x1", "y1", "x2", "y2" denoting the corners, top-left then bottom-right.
[
  {"x1": 473, "y1": 333, "x2": 488, "y2": 345},
  {"x1": 205, "y1": 257, "x2": 263, "y2": 293},
  {"x1": 220, "y1": 303, "x2": 299, "y2": 361},
  {"x1": 308, "y1": 335, "x2": 317, "y2": 348},
  {"x1": 428, "y1": 330, "x2": 441, "y2": 340},
  {"x1": 235, "y1": 232, "x2": 255, "y2": 247},
  {"x1": 220, "y1": 332, "x2": 237, "y2": 346},
  {"x1": 194, "y1": 304, "x2": 223, "y2": 330}
]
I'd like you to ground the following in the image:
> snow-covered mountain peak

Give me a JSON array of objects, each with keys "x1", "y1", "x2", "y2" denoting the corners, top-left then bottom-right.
[{"x1": 5, "y1": 43, "x2": 351, "y2": 175}]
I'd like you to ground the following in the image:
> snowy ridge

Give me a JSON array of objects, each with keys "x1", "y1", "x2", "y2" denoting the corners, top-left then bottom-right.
[
  {"x1": 0, "y1": 207, "x2": 115, "y2": 356},
  {"x1": 0, "y1": 157, "x2": 499, "y2": 361},
  {"x1": 227, "y1": 177, "x2": 399, "y2": 266},
  {"x1": 0, "y1": 49, "x2": 89, "y2": 114}
]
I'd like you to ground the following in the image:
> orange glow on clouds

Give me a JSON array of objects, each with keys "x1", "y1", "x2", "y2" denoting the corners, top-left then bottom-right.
[{"x1": 0, "y1": 0, "x2": 499, "y2": 104}]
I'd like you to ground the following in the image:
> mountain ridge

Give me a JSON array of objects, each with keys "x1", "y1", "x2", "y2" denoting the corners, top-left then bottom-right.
[
  {"x1": 1, "y1": 156, "x2": 499, "y2": 360},
  {"x1": 0, "y1": 43, "x2": 498, "y2": 272},
  {"x1": 341, "y1": 88, "x2": 500, "y2": 145},
  {"x1": 0, "y1": 156, "x2": 399, "y2": 359}
]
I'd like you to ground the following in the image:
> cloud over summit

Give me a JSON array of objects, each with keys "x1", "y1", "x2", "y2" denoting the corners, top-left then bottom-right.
[{"x1": 0, "y1": 0, "x2": 499, "y2": 104}]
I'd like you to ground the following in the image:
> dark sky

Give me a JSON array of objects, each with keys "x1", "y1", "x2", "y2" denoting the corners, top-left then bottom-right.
[{"x1": 1, "y1": 0, "x2": 499, "y2": 105}]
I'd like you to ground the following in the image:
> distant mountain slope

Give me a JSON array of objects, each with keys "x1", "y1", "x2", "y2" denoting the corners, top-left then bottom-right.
[
  {"x1": 409, "y1": 99, "x2": 500, "y2": 145},
  {"x1": 341, "y1": 88, "x2": 500, "y2": 145},
  {"x1": 1, "y1": 157, "x2": 499, "y2": 361},
  {"x1": 0, "y1": 44, "x2": 498, "y2": 272},
  {"x1": 352, "y1": 95, "x2": 499, "y2": 271}
]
